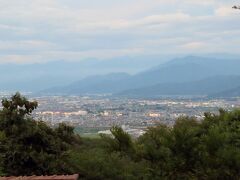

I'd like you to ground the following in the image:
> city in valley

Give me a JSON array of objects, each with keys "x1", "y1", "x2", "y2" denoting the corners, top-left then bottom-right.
[
  {"x1": 1, "y1": 92, "x2": 239, "y2": 137},
  {"x1": 32, "y1": 95, "x2": 240, "y2": 137}
]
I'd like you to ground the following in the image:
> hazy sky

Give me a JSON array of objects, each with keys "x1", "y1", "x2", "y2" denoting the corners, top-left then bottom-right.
[{"x1": 0, "y1": 0, "x2": 239, "y2": 64}]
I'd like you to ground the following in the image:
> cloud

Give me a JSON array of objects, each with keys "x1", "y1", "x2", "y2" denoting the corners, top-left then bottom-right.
[
  {"x1": 0, "y1": 0, "x2": 239, "y2": 63},
  {"x1": 0, "y1": 40, "x2": 57, "y2": 51},
  {"x1": 215, "y1": 6, "x2": 240, "y2": 16},
  {"x1": 181, "y1": 42, "x2": 206, "y2": 50}
]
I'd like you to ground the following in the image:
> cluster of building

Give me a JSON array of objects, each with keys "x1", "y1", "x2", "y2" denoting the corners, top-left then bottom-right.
[
  {"x1": 0, "y1": 92, "x2": 239, "y2": 137},
  {"x1": 32, "y1": 96, "x2": 240, "y2": 130}
]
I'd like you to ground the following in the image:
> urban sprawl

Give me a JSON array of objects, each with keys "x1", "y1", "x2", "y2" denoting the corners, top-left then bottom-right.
[{"x1": 1, "y1": 93, "x2": 239, "y2": 137}]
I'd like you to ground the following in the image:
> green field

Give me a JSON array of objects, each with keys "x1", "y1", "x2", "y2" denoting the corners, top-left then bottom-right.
[{"x1": 74, "y1": 127, "x2": 109, "y2": 138}]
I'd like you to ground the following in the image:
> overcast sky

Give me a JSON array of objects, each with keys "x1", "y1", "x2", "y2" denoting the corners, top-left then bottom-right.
[{"x1": 0, "y1": 0, "x2": 239, "y2": 64}]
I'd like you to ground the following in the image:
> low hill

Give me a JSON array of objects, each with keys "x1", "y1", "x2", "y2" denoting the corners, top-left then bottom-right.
[
  {"x1": 210, "y1": 86, "x2": 240, "y2": 98},
  {"x1": 116, "y1": 76, "x2": 240, "y2": 97}
]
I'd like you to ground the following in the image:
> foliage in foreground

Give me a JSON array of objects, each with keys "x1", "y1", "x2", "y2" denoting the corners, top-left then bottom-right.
[
  {"x1": 0, "y1": 93, "x2": 240, "y2": 179},
  {"x1": 0, "y1": 93, "x2": 81, "y2": 176}
]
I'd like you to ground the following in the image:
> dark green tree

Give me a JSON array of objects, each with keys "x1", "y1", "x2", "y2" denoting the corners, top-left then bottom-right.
[
  {"x1": 101, "y1": 126, "x2": 135, "y2": 155},
  {"x1": 0, "y1": 93, "x2": 78, "y2": 176}
]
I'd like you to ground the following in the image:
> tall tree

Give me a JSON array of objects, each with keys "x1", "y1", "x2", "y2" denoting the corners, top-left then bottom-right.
[{"x1": 0, "y1": 93, "x2": 77, "y2": 176}]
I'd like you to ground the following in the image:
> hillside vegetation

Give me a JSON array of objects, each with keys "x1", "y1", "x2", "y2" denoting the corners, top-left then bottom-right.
[{"x1": 0, "y1": 93, "x2": 240, "y2": 179}]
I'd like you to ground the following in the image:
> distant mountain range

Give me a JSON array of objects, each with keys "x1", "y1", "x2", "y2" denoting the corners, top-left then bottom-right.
[
  {"x1": 40, "y1": 56, "x2": 240, "y2": 98},
  {"x1": 42, "y1": 73, "x2": 130, "y2": 95},
  {"x1": 0, "y1": 55, "x2": 164, "y2": 91}
]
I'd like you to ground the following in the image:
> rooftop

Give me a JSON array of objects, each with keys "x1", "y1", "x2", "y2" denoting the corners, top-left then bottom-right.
[{"x1": 0, "y1": 174, "x2": 79, "y2": 180}]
